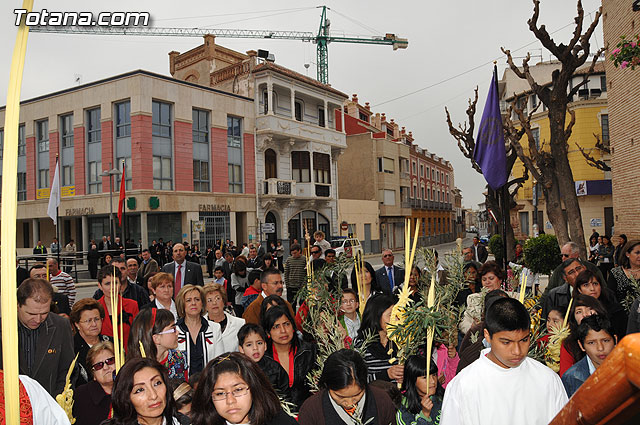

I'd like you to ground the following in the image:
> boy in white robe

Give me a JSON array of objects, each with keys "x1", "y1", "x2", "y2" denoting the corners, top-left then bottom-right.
[{"x1": 441, "y1": 297, "x2": 568, "y2": 425}]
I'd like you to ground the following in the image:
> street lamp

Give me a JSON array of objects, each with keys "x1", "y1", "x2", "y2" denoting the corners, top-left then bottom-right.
[{"x1": 101, "y1": 163, "x2": 121, "y2": 241}]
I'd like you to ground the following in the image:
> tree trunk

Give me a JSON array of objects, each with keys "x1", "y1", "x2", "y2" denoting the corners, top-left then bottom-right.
[
  {"x1": 486, "y1": 188, "x2": 516, "y2": 262},
  {"x1": 543, "y1": 172, "x2": 571, "y2": 248}
]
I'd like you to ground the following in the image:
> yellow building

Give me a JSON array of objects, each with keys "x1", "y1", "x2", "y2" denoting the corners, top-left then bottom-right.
[{"x1": 503, "y1": 61, "x2": 612, "y2": 241}]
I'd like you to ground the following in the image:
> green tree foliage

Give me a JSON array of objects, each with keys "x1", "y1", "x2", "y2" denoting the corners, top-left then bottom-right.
[
  {"x1": 523, "y1": 234, "x2": 561, "y2": 275},
  {"x1": 489, "y1": 234, "x2": 504, "y2": 265}
]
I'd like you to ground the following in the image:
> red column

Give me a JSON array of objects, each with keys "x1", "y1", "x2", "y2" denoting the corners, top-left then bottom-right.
[
  {"x1": 101, "y1": 120, "x2": 114, "y2": 192},
  {"x1": 49, "y1": 131, "x2": 59, "y2": 185},
  {"x1": 211, "y1": 127, "x2": 229, "y2": 193},
  {"x1": 174, "y1": 121, "x2": 193, "y2": 192},
  {"x1": 74, "y1": 127, "x2": 86, "y2": 196},
  {"x1": 243, "y1": 133, "x2": 255, "y2": 194},
  {"x1": 131, "y1": 115, "x2": 153, "y2": 190},
  {"x1": 26, "y1": 136, "x2": 36, "y2": 200}
]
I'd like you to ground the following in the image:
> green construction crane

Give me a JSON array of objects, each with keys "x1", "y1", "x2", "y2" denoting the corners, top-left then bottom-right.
[{"x1": 29, "y1": 6, "x2": 408, "y2": 84}]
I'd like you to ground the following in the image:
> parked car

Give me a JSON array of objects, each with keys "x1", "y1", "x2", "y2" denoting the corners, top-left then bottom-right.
[
  {"x1": 479, "y1": 234, "x2": 491, "y2": 244},
  {"x1": 330, "y1": 237, "x2": 363, "y2": 260}
]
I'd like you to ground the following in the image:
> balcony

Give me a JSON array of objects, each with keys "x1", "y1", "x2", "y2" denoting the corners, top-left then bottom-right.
[
  {"x1": 411, "y1": 199, "x2": 421, "y2": 209},
  {"x1": 315, "y1": 184, "x2": 331, "y2": 197},
  {"x1": 400, "y1": 171, "x2": 410, "y2": 180},
  {"x1": 262, "y1": 179, "x2": 296, "y2": 197},
  {"x1": 256, "y1": 114, "x2": 346, "y2": 148},
  {"x1": 401, "y1": 200, "x2": 411, "y2": 209}
]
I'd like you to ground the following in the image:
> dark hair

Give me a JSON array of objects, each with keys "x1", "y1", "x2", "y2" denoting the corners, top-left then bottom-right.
[
  {"x1": 106, "y1": 357, "x2": 175, "y2": 425},
  {"x1": 248, "y1": 269, "x2": 262, "y2": 286},
  {"x1": 563, "y1": 294, "x2": 609, "y2": 361},
  {"x1": 617, "y1": 234, "x2": 628, "y2": 247},
  {"x1": 70, "y1": 298, "x2": 105, "y2": 324},
  {"x1": 319, "y1": 349, "x2": 367, "y2": 391},
  {"x1": 170, "y1": 379, "x2": 194, "y2": 411},
  {"x1": 561, "y1": 258, "x2": 584, "y2": 277},
  {"x1": 401, "y1": 355, "x2": 445, "y2": 414},
  {"x1": 259, "y1": 295, "x2": 287, "y2": 326},
  {"x1": 356, "y1": 295, "x2": 394, "y2": 341},
  {"x1": 548, "y1": 305, "x2": 567, "y2": 319},
  {"x1": 238, "y1": 323, "x2": 268, "y2": 346},
  {"x1": 350, "y1": 261, "x2": 383, "y2": 296},
  {"x1": 262, "y1": 306, "x2": 298, "y2": 350},
  {"x1": 142, "y1": 248, "x2": 150, "y2": 254},
  {"x1": 342, "y1": 288, "x2": 357, "y2": 298},
  {"x1": 191, "y1": 352, "x2": 281, "y2": 425},
  {"x1": 478, "y1": 261, "x2": 506, "y2": 281},
  {"x1": 262, "y1": 253, "x2": 273, "y2": 264},
  {"x1": 576, "y1": 314, "x2": 616, "y2": 345},
  {"x1": 325, "y1": 249, "x2": 336, "y2": 256},
  {"x1": 485, "y1": 297, "x2": 530, "y2": 336},
  {"x1": 290, "y1": 243, "x2": 301, "y2": 252},
  {"x1": 574, "y1": 269, "x2": 610, "y2": 304},
  {"x1": 232, "y1": 260, "x2": 247, "y2": 275},
  {"x1": 127, "y1": 308, "x2": 176, "y2": 361},
  {"x1": 97, "y1": 265, "x2": 122, "y2": 284},
  {"x1": 589, "y1": 234, "x2": 599, "y2": 245},
  {"x1": 482, "y1": 289, "x2": 508, "y2": 320},
  {"x1": 619, "y1": 240, "x2": 640, "y2": 269},
  {"x1": 17, "y1": 278, "x2": 53, "y2": 306},
  {"x1": 260, "y1": 268, "x2": 281, "y2": 284},
  {"x1": 214, "y1": 266, "x2": 224, "y2": 273},
  {"x1": 368, "y1": 380, "x2": 402, "y2": 409}
]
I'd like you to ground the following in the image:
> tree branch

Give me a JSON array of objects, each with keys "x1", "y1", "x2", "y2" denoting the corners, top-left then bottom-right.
[
  {"x1": 593, "y1": 133, "x2": 610, "y2": 154},
  {"x1": 445, "y1": 88, "x2": 483, "y2": 174},
  {"x1": 564, "y1": 108, "x2": 576, "y2": 141},
  {"x1": 576, "y1": 142, "x2": 611, "y2": 171},
  {"x1": 567, "y1": 0, "x2": 585, "y2": 54},
  {"x1": 528, "y1": 0, "x2": 563, "y2": 59}
]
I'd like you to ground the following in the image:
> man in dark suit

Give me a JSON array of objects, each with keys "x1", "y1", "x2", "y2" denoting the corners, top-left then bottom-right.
[
  {"x1": 375, "y1": 249, "x2": 405, "y2": 296},
  {"x1": 161, "y1": 242, "x2": 204, "y2": 297},
  {"x1": 138, "y1": 248, "x2": 159, "y2": 288},
  {"x1": 471, "y1": 236, "x2": 488, "y2": 263},
  {"x1": 0, "y1": 278, "x2": 75, "y2": 397},
  {"x1": 246, "y1": 245, "x2": 263, "y2": 269}
]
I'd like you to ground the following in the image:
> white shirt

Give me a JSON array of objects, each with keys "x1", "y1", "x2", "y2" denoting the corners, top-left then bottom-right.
[
  {"x1": 440, "y1": 348, "x2": 568, "y2": 425},
  {"x1": 19, "y1": 374, "x2": 71, "y2": 424},
  {"x1": 157, "y1": 299, "x2": 178, "y2": 321}
]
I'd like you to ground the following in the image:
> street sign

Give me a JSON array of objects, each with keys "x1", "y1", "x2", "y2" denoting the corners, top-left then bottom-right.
[
  {"x1": 340, "y1": 221, "x2": 349, "y2": 231},
  {"x1": 262, "y1": 223, "x2": 275, "y2": 233}
]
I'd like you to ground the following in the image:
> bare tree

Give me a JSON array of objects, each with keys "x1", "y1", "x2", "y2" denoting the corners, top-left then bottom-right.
[
  {"x1": 501, "y1": 0, "x2": 604, "y2": 258},
  {"x1": 576, "y1": 134, "x2": 611, "y2": 172},
  {"x1": 445, "y1": 89, "x2": 528, "y2": 262}
]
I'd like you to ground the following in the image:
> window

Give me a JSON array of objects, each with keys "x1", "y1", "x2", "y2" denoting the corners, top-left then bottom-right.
[
  {"x1": 437, "y1": 190, "x2": 440, "y2": 202},
  {"x1": 292, "y1": 151, "x2": 310, "y2": 182},
  {"x1": 86, "y1": 108, "x2": 101, "y2": 143},
  {"x1": 383, "y1": 189, "x2": 396, "y2": 205},
  {"x1": 193, "y1": 160, "x2": 210, "y2": 192},
  {"x1": 18, "y1": 125, "x2": 25, "y2": 156},
  {"x1": 358, "y1": 111, "x2": 369, "y2": 122},
  {"x1": 386, "y1": 126, "x2": 394, "y2": 137},
  {"x1": 532, "y1": 128, "x2": 540, "y2": 150},
  {"x1": 412, "y1": 161, "x2": 416, "y2": 174},
  {"x1": 153, "y1": 156, "x2": 172, "y2": 190},
  {"x1": 601, "y1": 114, "x2": 609, "y2": 147},
  {"x1": 263, "y1": 91, "x2": 269, "y2": 114},
  {"x1": 116, "y1": 101, "x2": 131, "y2": 137},
  {"x1": 600, "y1": 75, "x2": 607, "y2": 93},
  {"x1": 116, "y1": 157, "x2": 132, "y2": 190},
  {"x1": 36, "y1": 120, "x2": 49, "y2": 152},
  {"x1": 88, "y1": 161, "x2": 102, "y2": 193},
  {"x1": 227, "y1": 116, "x2": 243, "y2": 193},
  {"x1": 420, "y1": 164, "x2": 424, "y2": 178},
  {"x1": 412, "y1": 184, "x2": 417, "y2": 198},
  {"x1": 436, "y1": 171, "x2": 440, "y2": 183},
  {"x1": 427, "y1": 187, "x2": 430, "y2": 200},
  {"x1": 60, "y1": 114, "x2": 73, "y2": 147},
  {"x1": 421, "y1": 186, "x2": 425, "y2": 200},
  {"x1": 318, "y1": 107, "x2": 325, "y2": 127},
  {"x1": 531, "y1": 94, "x2": 538, "y2": 110},
  {"x1": 62, "y1": 165, "x2": 74, "y2": 186},
  {"x1": 193, "y1": 109, "x2": 210, "y2": 192},
  {"x1": 431, "y1": 168, "x2": 435, "y2": 180},
  {"x1": 446, "y1": 192, "x2": 450, "y2": 202},
  {"x1": 313, "y1": 152, "x2": 331, "y2": 184},
  {"x1": 294, "y1": 101, "x2": 303, "y2": 122},
  {"x1": 377, "y1": 157, "x2": 394, "y2": 174},
  {"x1": 38, "y1": 169, "x2": 49, "y2": 189},
  {"x1": 152, "y1": 101, "x2": 171, "y2": 137},
  {"x1": 520, "y1": 211, "x2": 529, "y2": 236},
  {"x1": 17, "y1": 172, "x2": 26, "y2": 201}
]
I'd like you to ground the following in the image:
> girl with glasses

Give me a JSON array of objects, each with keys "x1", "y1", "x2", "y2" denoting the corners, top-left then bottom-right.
[
  {"x1": 73, "y1": 341, "x2": 116, "y2": 425},
  {"x1": 128, "y1": 307, "x2": 188, "y2": 380},
  {"x1": 191, "y1": 352, "x2": 297, "y2": 425},
  {"x1": 70, "y1": 298, "x2": 113, "y2": 386},
  {"x1": 103, "y1": 357, "x2": 181, "y2": 425}
]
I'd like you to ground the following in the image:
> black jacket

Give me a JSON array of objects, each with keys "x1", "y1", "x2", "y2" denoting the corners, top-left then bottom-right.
[
  {"x1": 258, "y1": 355, "x2": 292, "y2": 404},
  {"x1": 265, "y1": 337, "x2": 316, "y2": 410},
  {"x1": 542, "y1": 283, "x2": 572, "y2": 320},
  {"x1": 73, "y1": 380, "x2": 111, "y2": 425},
  {"x1": 471, "y1": 243, "x2": 488, "y2": 263},
  {"x1": 74, "y1": 333, "x2": 113, "y2": 386}
]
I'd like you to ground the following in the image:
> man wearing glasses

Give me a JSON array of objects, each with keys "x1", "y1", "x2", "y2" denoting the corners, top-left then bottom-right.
[
  {"x1": 541, "y1": 242, "x2": 604, "y2": 305},
  {"x1": 375, "y1": 249, "x2": 405, "y2": 296},
  {"x1": 0, "y1": 278, "x2": 75, "y2": 397}
]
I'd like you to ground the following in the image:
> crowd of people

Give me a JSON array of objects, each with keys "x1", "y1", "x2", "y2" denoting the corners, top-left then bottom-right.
[{"x1": 3, "y1": 231, "x2": 640, "y2": 424}]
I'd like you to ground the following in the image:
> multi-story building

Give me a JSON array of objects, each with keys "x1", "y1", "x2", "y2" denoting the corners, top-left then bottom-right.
[
  {"x1": 408, "y1": 143, "x2": 456, "y2": 245},
  {"x1": 169, "y1": 36, "x2": 347, "y2": 251},
  {"x1": 503, "y1": 61, "x2": 612, "y2": 241},
  {"x1": 337, "y1": 95, "x2": 411, "y2": 252},
  {"x1": 603, "y1": 0, "x2": 640, "y2": 239},
  {"x1": 0, "y1": 70, "x2": 256, "y2": 253}
]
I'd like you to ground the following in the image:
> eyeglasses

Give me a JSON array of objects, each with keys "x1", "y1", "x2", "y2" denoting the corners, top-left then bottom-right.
[
  {"x1": 383, "y1": 254, "x2": 393, "y2": 258},
  {"x1": 561, "y1": 254, "x2": 570, "y2": 258},
  {"x1": 342, "y1": 299, "x2": 356, "y2": 304},
  {"x1": 212, "y1": 386, "x2": 250, "y2": 401},
  {"x1": 311, "y1": 251, "x2": 321, "y2": 255},
  {"x1": 79, "y1": 317, "x2": 102, "y2": 325},
  {"x1": 155, "y1": 326, "x2": 177, "y2": 336},
  {"x1": 92, "y1": 357, "x2": 116, "y2": 371}
]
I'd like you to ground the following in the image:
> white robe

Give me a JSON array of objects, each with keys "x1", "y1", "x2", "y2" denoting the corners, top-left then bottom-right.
[
  {"x1": 440, "y1": 348, "x2": 568, "y2": 425},
  {"x1": 19, "y1": 374, "x2": 71, "y2": 425}
]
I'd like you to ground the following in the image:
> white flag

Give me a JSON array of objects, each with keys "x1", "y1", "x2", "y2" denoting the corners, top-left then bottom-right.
[{"x1": 47, "y1": 159, "x2": 61, "y2": 224}]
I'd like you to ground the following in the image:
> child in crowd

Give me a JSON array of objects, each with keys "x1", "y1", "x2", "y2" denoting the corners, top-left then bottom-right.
[
  {"x1": 398, "y1": 355, "x2": 444, "y2": 425},
  {"x1": 237, "y1": 323, "x2": 291, "y2": 403},
  {"x1": 213, "y1": 266, "x2": 226, "y2": 286},
  {"x1": 339, "y1": 289, "x2": 361, "y2": 343},
  {"x1": 242, "y1": 269, "x2": 263, "y2": 310},
  {"x1": 561, "y1": 315, "x2": 617, "y2": 397}
]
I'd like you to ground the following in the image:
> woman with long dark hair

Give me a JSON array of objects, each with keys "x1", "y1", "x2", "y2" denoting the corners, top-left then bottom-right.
[
  {"x1": 354, "y1": 295, "x2": 401, "y2": 383},
  {"x1": 191, "y1": 352, "x2": 297, "y2": 425},
  {"x1": 298, "y1": 349, "x2": 397, "y2": 425},
  {"x1": 607, "y1": 240, "x2": 640, "y2": 306},
  {"x1": 398, "y1": 355, "x2": 445, "y2": 425},
  {"x1": 574, "y1": 269, "x2": 627, "y2": 337},
  {"x1": 102, "y1": 357, "x2": 179, "y2": 425},
  {"x1": 262, "y1": 305, "x2": 316, "y2": 409},
  {"x1": 350, "y1": 262, "x2": 383, "y2": 301}
]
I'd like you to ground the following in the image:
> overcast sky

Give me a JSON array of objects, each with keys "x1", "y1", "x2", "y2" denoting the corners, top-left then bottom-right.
[{"x1": 1, "y1": 0, "x2": 604, "y2": 208}]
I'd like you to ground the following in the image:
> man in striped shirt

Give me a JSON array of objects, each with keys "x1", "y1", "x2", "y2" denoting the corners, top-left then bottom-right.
[{"x1": 47, "y1": 257, "x2": 76, "y2": 308}]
